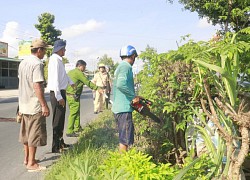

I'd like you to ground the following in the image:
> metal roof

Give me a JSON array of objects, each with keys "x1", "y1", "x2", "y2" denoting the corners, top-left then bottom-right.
[{"x1": 0, "y1": 57, "x2": 22, "y2": 62}]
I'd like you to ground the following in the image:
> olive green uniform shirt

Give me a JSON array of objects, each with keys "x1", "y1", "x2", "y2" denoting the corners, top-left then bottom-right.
[{"x1": 66, "y1": 68, "x2": 98, "y2": 96}]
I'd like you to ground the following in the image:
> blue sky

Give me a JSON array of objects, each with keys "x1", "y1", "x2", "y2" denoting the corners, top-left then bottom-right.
[{"x1": 0, "y1": 0, "x2": 219, "y2": 70}]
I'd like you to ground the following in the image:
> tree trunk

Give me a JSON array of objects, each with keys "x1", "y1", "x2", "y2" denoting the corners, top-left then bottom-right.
[
  {"x1": 225, "y1": 0, "x2": 233, "y2": 32},
  {"x1": 231, "y1": 127, "x2": 249, "y2": 179}
]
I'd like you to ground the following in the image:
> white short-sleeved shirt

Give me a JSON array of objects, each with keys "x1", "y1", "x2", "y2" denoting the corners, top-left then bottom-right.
[{"x1": 18, "y1": 55, "x2": 45, "y2": 114}]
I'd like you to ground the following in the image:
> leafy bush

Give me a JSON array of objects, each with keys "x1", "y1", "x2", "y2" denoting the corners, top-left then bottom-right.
[
  {"x1": 173, "y1": 154, "x2": 216, "y2": 180},
  {"x1": 133, "y1": 45, "x2": 201, "y2": 163},
  {"x1": 99, "y1": 148, "x2": 176, "y2": 180}
]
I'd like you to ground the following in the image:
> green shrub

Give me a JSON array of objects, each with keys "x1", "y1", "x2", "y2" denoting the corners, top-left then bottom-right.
[
  {"x1": 45, "y1": 110, "x2": 117, "y2": 180},
  {"x1": 99, "y1": 148, "x2": 176, "y2": 180},
  {"x1": 174, "y1": 154, "x2": 216, "y2": 180}
]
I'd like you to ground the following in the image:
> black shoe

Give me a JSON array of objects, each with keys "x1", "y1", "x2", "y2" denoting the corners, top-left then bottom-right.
[
  {"x1": 61, "y1": 142, "x2": 71, "y2": 148},
  {"x1": 52, "y1": 148, "x2": 61, "y2": 153},
  {"x1": 94, "y1": 112, "x2": 98, "y2": 114},
  {"x1": 66, "y1": 133, "x2": 79, "y2": 137}
]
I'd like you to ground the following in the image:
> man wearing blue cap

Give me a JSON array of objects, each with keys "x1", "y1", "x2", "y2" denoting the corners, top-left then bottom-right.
[{"x1": 47, "y1": 39, "x2": 74, "y2": 153}]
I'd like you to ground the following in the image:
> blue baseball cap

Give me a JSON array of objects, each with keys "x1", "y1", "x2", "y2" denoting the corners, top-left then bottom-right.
[{"x1": 52, "y1": 39, "x2": 66, "y2": 53}]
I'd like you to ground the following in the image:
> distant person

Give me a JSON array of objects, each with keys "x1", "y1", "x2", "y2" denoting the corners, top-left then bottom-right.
[
  {"x1": 91, "y1": 63, "x2": 111, "y2": 114},
  {"x1": 66, "y1": 60, "x2": 102, "y2": 137},
  {"x1": 111, "y1": 45, "x2": 140, "y2": 153},
  {"x1": 18, "y1": 39, "x2": 50, "y2": 172},
  {"x1": 104, "y1": 66, "x2": 112, "y2": 109},
  {"x1": 47, "y1": 39, "x2": 74, "y2": 153}
]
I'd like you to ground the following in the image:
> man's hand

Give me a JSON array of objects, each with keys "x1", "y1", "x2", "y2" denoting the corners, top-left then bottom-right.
[
  {"x1": 71, "y1": 84, "x2": 76, "y2": 89},
  {"x1": 98, "y1": 88, "x2": 104, "y2": 93},
  {"x1": 58, "y1": 99, "x2": 66, "y2": 107},
  {"x1": 132, "y1": 96, "x2": 141, "y2": 103},
  {"x1": 106, "y1": 89, "x2": 111, "y2": 94},
  {"x1": 41, "y1": 104, "x2": 50, "y2": 117},
  {"x1": 132, "y1": 96, "x2": 144, "y2": 103}
]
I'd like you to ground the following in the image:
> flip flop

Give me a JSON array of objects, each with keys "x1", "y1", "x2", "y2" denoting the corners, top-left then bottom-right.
[
  {"x1": 23, "y1": 159, "x2": 40, "y2": 166},
  {"x1": 27, "y1": 165, "x2": 46, "y2": 172}
]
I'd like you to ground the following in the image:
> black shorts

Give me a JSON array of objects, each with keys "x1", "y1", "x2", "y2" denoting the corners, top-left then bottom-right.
[{"x1": 114, "y1": 112, "x2": 134, "y2": 146}]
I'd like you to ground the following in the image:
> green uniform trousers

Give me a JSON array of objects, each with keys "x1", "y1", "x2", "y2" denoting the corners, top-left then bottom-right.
[{"x1": 66, "y1": 95, "x2": 81, "y2": 134}]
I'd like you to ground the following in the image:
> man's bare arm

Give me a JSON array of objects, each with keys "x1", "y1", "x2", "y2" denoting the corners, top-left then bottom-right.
[{"x1": 33, "y1": 82, "x2": 50, "y2": 117}]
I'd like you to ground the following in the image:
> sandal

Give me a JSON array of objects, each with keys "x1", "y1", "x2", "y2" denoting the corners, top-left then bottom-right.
[
  {"x1": 23, "y1": 159, "x2": 40, "y2": 166},
  {"x1": 27, "y1": 165, "x2": 46, "y2": 172}
]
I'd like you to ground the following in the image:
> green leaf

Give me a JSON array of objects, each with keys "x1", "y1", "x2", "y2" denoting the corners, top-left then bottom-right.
[
  {"x1": 173, "y1": 157, "x2": 201, "y2": 180},
  {"x1": 192, "y1": 59, "x2": 227, "y2": 76}
]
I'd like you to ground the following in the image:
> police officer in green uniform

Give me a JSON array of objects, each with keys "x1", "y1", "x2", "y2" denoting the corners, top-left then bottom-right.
[{"x1": 66, "y1": 60, "x2": 102, "y2": 137}]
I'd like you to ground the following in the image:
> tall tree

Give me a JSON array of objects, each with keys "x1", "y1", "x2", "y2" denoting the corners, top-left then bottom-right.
[
  {"x1": 35, "y1": 12, "x2": 62, "y2": 59},
  {"x1": 35, "y1": 13, "x2": 62, "y2": 80},
  {"x1": 169, "y1": 0, "x2": 250, "y2": 32},
  {"x1": 35, "y1": 12, "x2": 62, "y2": 46}
]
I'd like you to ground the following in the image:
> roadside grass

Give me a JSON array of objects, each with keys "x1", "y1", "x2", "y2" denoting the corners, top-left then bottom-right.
[
  {"x1": 45, "y1": 110, "x2": 178, "y2": 179},
  {"x1": 45, "y1": 110, "x2": 118, "y2": 180}
]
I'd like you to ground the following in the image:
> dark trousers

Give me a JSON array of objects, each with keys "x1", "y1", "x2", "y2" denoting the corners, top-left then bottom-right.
[
  {"x1": 50, "y1": 90, "x2": 66, "y2": 152},
  {"x1": 105, "y1": 92, "x2": 110, "y2": 109}
]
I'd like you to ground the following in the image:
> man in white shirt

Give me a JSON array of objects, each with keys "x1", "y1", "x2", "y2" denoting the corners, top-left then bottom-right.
[{"x1": 47, "y1": 39, "x2": 74, "y2": 153}]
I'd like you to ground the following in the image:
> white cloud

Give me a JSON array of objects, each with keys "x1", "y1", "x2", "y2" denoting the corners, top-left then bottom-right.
[
  {"x1": 1, "y1": 21, "x2": 19, "y2": 40},
  {"x1": 62, "y1": 19, "x2": 105, "y2": 39},
  {"x1": 0, "y1": 21, "x2": 39, "y2": 58},
  {"x1": 0, "y1": 21, "x2": 20, "y2": 57},
  {"x1": 197, "y1": 18, "x2": 212, "y2": 28}
]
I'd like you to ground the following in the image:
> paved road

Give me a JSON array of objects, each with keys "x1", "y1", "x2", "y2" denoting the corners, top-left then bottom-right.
[{"x1": 0, "y1": 88, "x2": 97, "y2": 180}]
